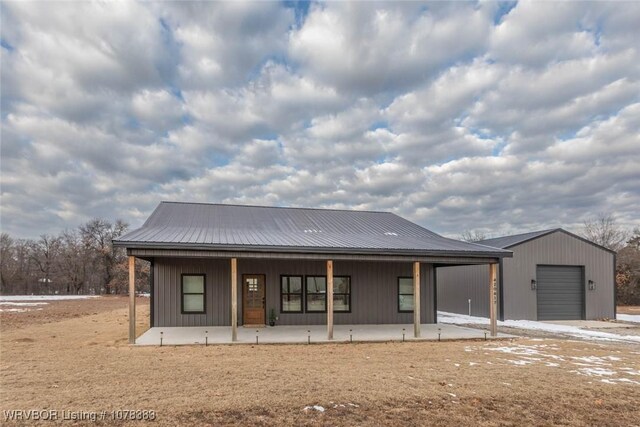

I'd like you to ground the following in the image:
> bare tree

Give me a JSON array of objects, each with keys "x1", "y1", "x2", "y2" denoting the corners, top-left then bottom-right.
[
  {"x1": 0, "y1": 233, "x2": 16, "y2": 291},
  {"x1": 617, "y1": 227, "x2": 640, "y2": 305},
  {"x1": 460, "y1": 230, "x2": 487, "y2": 242},
  {"x1": 581, "y1": 213, "x2": 628, "y2": 251},
  {"x1": 28, "y1": 235, "x2": 62, "y2": 293},
  {"x1": 80, "y1": 219, "x2": 128, "y2": 294},
  {"x1": 58, "y1": 230, "x2": 89, "y2": 294}
]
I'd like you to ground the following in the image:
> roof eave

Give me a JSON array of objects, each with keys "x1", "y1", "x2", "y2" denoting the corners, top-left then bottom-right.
[{"x1": 112, "y1": 240, "x2": 513, "y2": 258}]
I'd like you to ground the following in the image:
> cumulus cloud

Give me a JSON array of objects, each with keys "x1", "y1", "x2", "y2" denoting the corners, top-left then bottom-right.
[{"x1": 1, "y1": 1, "x2": 639, "y2": 239}]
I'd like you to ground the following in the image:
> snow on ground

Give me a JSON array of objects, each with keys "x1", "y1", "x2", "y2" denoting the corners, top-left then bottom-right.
[
  {"x1": 618, "y1": 314, "x2": 640, "y2": 324},
  {"x1": 0, "y1": 302, "x2": 49, "y2": 306},
  {"x1": 438, "y1": 311, "x2": 640, "y2": 343},
  {"x1": 466, "y1": 342, "x2": 640, "y2": 386},
  {"x1": 0, "y1": 295, "x2": 99, "y2": 301},
  {"x1": 303, "y1": 405, "x2": 325, "y2": 412},
  {"x1": 0, "y1": 308, "x2": 43, "y2": 313}
]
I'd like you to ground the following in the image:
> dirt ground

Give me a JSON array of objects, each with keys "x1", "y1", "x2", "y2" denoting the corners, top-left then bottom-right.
[
  {"x1": 618, "y1": 306, "x2": 640, "y2": 315},
  {"x1": 1, "y1": 298, "x2": 639, "y2": 426}
]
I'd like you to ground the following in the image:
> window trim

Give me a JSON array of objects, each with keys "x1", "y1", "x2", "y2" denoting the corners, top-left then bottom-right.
[
  {"x1": 280, "y1": 274, "x2": 303, "y2": 314},
  {"x1": 398, "y1": 276, "x2": 414, "y2": 313},
  {"x1": 181, "y1": 273, "x2": 206, "y2": 314}
]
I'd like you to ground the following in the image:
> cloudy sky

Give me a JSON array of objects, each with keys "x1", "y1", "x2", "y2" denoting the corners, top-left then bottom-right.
[{"x1": 1, "y1": 1, "x2": 639, "y2": 239}]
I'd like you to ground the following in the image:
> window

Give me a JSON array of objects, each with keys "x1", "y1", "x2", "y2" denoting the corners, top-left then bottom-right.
[
  {"x1": 398, "y1": 277, "x2": 414, "y2": 312},
  {"x1": 281, "y1": 275, "x2": 303, "y2": 313},
  {"x1": 305, "y1": 276, "x2": 351, "y2": 313},
  {"x1": 306, "y1": 276, "x2": 326, "y2": 312},
  {"x1": 182, "y1": 274, "x2": 205, "y2": 314},
  {"x1": 333, "y1": 276, "x2": 351, "y2": 312}
]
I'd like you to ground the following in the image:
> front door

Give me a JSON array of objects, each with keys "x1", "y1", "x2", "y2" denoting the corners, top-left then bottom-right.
[{"x1": 243, "y1": 274, "x2": 266, "y2": 325}]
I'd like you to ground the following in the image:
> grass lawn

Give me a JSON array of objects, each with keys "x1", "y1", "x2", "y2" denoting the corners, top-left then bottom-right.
[{"x1": 1, "y1": 297, "x2": 639, "y2": 426}]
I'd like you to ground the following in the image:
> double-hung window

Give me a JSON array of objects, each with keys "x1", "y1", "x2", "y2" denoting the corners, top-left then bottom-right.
[
  {"x1": 306, "y1": 276, "x2": 326, "y2": 312},
  {"x1": 333, "y1": 276, "x2": 351, "y2": 312},
  {"x1": 398, "y1": 277, "x2": 414, "y2": 312},
  {"x1": 182, "y1": 274, "x2": 205, "y2": 314},
  {"x1": 281, "y1": 275, "x2": 303, "y2": 313}
]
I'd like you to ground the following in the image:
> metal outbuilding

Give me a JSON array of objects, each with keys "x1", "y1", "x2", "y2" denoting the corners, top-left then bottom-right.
[{"x1": 437, "y1": 229, "x2": 616, "y2": 321}]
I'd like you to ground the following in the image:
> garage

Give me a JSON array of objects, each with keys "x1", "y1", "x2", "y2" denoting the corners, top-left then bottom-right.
[
  {"x1": 437, "y1": 228, "x2": 615, "y2": 321},
  {"x1": 536, "y1": 265, "x2": 585, "y2": 320}
]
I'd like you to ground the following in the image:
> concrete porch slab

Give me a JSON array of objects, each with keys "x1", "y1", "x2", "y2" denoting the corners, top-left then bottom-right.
[{"x1": 135, "y1": 323, "x2": 513, "y2": 346}]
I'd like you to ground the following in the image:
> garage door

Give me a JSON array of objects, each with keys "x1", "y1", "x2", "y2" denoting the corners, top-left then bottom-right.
[{"x1": 536, "y1": 265, "x2": 584, "y2": 320}]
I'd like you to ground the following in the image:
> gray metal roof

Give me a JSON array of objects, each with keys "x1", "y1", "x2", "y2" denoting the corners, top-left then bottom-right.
[
  {"x1": 477, "y1": 228, "x2": 615, "y2": 254},
  {"x1": 114, "y1": 202, "x2": 511, "y2": 258},
  {"x1": 477, "y1": 229, "x2": 558, "y2": 249}
]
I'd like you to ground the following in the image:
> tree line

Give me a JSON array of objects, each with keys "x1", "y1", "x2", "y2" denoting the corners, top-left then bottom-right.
[
  {"x1": 1, "y1": 214, "x2": 638, "y2": 305},
  {"x1": 0, "y1": 219, "x2": 149, "y2": 295},
  {"x1": 461, "y1": 214, "x2": 640, "y2": 306}
]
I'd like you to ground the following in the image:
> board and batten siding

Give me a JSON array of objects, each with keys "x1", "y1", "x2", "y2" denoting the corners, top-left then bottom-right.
[
  {"x1": 437, "y1": 231, "x2": 615, "y2": 321},
  {"x1": 153, "y1": 257, "x2": 435, "y2": 327}
]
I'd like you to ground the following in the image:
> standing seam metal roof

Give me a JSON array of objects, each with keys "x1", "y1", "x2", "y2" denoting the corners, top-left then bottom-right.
[{"x1": 113, "y1": 202, "x2": 511, "y2": 257}]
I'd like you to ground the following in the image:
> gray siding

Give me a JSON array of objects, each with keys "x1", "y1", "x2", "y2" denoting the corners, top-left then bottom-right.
[
  {"x1": 502, "y1": 232, "x2": 614, "y2": 320},
  {"x1": 436, "y1": 264, "x2": 497, "y2": 318},
  {"x1": 437, "y1": 231, "x2": 615, "y2": 320},
  {"x1": 153, "y1": 258, "x2": 435, "y2": 327}
]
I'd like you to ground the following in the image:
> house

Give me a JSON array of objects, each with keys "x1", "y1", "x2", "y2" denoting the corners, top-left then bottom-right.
[
  {"x1": 113, "y1": 202, "x2": 511, "y2": 343},
  {"x1": 437, "y1": 229, "x2": 616, "y2": 321}
]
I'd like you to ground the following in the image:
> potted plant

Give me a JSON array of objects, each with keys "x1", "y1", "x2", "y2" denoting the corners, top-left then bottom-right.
[{"x1": 268, "y1": 308, "x2": 277, "y2": 327}]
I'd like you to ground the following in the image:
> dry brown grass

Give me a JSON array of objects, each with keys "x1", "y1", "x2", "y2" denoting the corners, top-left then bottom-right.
[
  {"x1": 618, "y1": 306, "x2": 640, "y2": 315},
  {"x1": 1, "y1": 298, "x2": 639, "y2": 426}
]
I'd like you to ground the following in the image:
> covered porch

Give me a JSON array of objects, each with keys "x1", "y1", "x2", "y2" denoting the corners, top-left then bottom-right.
[
  {"x1": 135, "y1": 323, "x2": 512, "y2": 346},
  {"x1": 127, "y1": 252, "x2": 502, "y2": 345}
]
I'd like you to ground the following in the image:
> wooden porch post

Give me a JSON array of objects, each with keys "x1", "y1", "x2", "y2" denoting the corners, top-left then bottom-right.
[
  {"x1": 327, "y1": 260, "x2": 334, "y2": 340},
  {"x1": 413, "y1": 261, "x2": 420, "y2": 338},
  {"x1": 489, "y1": 263, "x2": 498, "y2": 337},
  {"x1": 128, "y1": 256, "x2": 136, "y2": 344},
  {"x1": 231, "y1": 258, "x2": 238, "y2": 342}
]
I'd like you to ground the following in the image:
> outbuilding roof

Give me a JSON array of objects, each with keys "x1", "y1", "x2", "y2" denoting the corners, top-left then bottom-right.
[
  {"x1": 114, "y1": 202, "x2": 511, "y2": 258},
  {"x1": 477, "y1": 228, "x2": 616, "y2": 254}
]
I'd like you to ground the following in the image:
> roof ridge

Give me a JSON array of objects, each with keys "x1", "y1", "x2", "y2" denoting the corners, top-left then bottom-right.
[
  {"x1": 479, "y1": 228, "x2": 560, "y2": 242},
  {"x1": 159, "y1": 200, "x2": 392, "y2": 215}
]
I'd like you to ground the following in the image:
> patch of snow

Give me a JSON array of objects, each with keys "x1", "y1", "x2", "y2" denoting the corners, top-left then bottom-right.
[
  {"x1": 572, "y1": 367, "x2": 616, "y2": 377},
  {"x1": 469, "y1": 362, "x2": 478, "y2": 366},
  {"x1": 506, "y1": 359, "x2": 533, "y2": 366},
  {"x1": 617, "y1": 314, "x2": 640, "y2": 324},
  {"x1": 571, "y1": 356, "x2": 618, "y2": 365},
  {"x1": 0, "y1": 295, "x2": 99, "y2": 301},
  {"x1": 601, "y1": 378, "x2": 640, "y2": 385},
  {"x1": 0, "y1": 302, "x2": 49, "y2": 306},
  {"x1": 446, "y1": 393, "x2": 457, "y2": 397},
  {"x1": 438, "y1": 311, "x2": 640, "y2": 343},
  {"x1": 303, "y1": 405, "x2": 325, "y2": 412}
]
